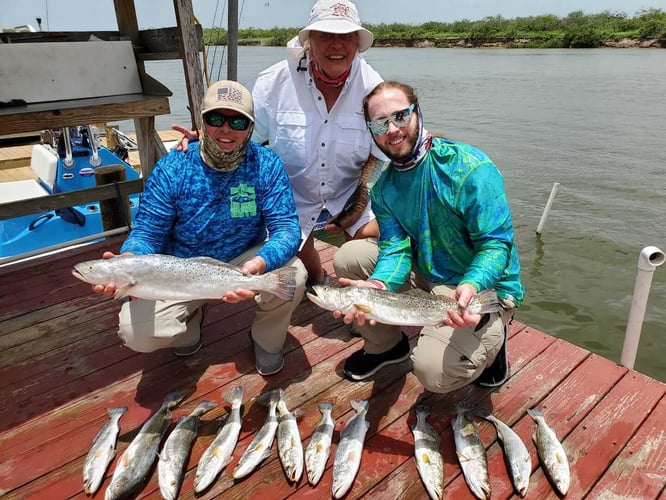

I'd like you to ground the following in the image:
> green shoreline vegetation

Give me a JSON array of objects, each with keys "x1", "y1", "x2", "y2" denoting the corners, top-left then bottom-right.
[{"x1": 204, "y1": 9, "x2": 666, "y2": 48}]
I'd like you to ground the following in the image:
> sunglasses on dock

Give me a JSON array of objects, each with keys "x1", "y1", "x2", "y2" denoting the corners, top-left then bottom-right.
[
  {"x1": 367, "y1": 104, "x2": 415, "y2": 136},
  {"x1": 204, "y1": 112, "x2": 251, "y2": 130}
]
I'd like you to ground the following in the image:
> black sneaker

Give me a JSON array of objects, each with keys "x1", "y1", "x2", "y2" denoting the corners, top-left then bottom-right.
[
  {"x1": 173, "y1": 338, "x2": 203, "y2": 357},
  {"x1": 476, "y1": 327, "x2": 510, "y2": 387},
  {"x1": 343, "y1": 332, "x2": 411, "y2": 381}
]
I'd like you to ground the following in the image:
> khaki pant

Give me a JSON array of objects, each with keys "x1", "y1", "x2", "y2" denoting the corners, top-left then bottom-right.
[
  {"x1": 333, "y1": 238, "x2": 514, "y2": 393},
  {"x1": 118, "y1": 246, "x2": 307, "y2": 354}
]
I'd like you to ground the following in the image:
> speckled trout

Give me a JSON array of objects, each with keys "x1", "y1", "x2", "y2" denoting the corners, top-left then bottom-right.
[
  {"x1": 452, "y1": 405, "x2": 490, "y2": 500},
  {"x1": 276, "y1": 389, "x2": 304, "y2": 483},
  {"x1": 72, "y1": 254, "x2": 298, "y2": 301},
  {"x1": 331, "y1": 399, "x2": 369, "y2": 499},
  {"x1": 477, "y1": 409, "x2": 531, "y2": 497},
  {"x1": 105, "y1": 391, "x2": 186, "y2": 500},
  {"x1": 82, "y1": 406, "x2": 127, "y2": 495},
  {"x1": 304, "y1": 401, "x2": 335, "y2": 486},
  {"x1": 232, "y1": 390, "x2": 280, "y2": 479},
  {"x1": 412, "y1": 404, "x2": 444, "y2": 500},
  {"x1": 157, "y1": 400, "x2": 217, "y2": 500},
  {"x1": 193, "y1": 386, "x2": 244, "y2": 493},
  {"x1": 527, "y1": 408, "x2": 570, "y2": 496},
  {"x1": 307, "y1": 286, "x2": 501, "y2": 326}
]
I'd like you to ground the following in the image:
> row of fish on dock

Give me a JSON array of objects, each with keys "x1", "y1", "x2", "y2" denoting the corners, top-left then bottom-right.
[
  {"x1": 447, "y1": 405, "x2": 570, "y2": 499},
  {"x1": 84, "y1": 385, "x2": 570, "y2": 499},
  {"x1": 83, "y1": 387, "x2": 370, "y2": 499}
]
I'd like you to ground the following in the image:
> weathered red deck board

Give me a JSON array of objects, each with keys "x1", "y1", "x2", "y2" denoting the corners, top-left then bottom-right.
[{"x1": 1, "y1": 239, "x2": 664, "y2": 500}]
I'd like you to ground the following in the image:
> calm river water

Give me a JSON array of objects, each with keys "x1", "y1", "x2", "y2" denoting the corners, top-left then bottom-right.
[{"x1": 125, "y1": 46, "x2": 666, "y2": 381}]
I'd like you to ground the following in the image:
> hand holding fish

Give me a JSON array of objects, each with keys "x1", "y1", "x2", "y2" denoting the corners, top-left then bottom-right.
[
  {"x1": 91, "y1": 251, "x2": 134, "y2": 297},
  {"x1": 221, "y1": 256, "x2": 267, "y2": 303},
  {"x1": 443, "y1": 283, "x2": 483, "y2": 330},
  {"x1": 333, "y1": 277, "x2": 384, "y2": 326}
]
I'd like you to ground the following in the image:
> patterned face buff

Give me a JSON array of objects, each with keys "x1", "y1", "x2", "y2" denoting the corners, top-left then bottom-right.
[
  {"x1": 200, "y1": 122, "x2": 254, "y2": 173},
  {"x1": 390, "y1": 105, "x2": 432, "y2": 172}
]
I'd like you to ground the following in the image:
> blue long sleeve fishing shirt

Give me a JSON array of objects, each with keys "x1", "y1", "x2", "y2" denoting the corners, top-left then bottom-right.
[
  {"x1": 121, "y1": 142, "x2": 301, "y2": 271},
  {"x1": 369, "y1": 137, "x2": 524, "y2": 306}
]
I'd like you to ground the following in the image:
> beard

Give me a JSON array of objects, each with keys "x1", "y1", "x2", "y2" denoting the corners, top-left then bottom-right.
[{"x1": 376, "y1": 125, "x2": 419, "y2": 163}]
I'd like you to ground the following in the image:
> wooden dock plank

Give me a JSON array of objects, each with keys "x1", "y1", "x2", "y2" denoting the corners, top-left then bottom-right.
[
  {"x1": 0, "y1": 240, "x2": 664, "y2": 499},
  {"x1": 589, "y1": 393, "x2": 666, "y2": 498}
]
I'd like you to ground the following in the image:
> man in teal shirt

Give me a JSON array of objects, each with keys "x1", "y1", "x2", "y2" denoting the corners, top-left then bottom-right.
[{"x1": 331, "y1": 80, "x2": 524, "y2": 390}]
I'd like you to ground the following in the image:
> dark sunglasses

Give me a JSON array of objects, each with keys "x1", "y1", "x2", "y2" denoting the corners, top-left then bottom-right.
[{"x1": 204, "y1": 112, "x2": 251, "y2": 130}]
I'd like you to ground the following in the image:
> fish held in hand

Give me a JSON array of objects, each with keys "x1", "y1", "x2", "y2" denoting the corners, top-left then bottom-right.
[
  {"x1": 527, "y1": 408, "x2": 570, "y2": 495},
  {"x1": 304, "y1": 401, "x2": 335, "y2": 486},
  {"x1": 331, "y1": 399, "x2": 370, "y2": 499},
  {"x1": 105, "y1": 390, "x2": 186, "y2": 500},
  {"x1": 194, "y1": 386, "x2": 244, "y2": 493},
  {"x1": 307, "y1": 286, "x2": 501, "y2": 326},
  {"x1": 72, "y1": 254, "x2": 298, "y2": 301},
  {"x1": 452, "y1": 405, "x2": 491, "y2": 500},
  {"x1": 157, "y1": 400, "x2": 217, "y2": 500},
  {"x1": 476, "y1": 409, "x2": 531, "y2": 497},
  {"x1": 82, "y1": 406, "x2": 127, "y2": 495},
  {"x1": 412, "y1": 404, "x2": 444, "y2": 500}
]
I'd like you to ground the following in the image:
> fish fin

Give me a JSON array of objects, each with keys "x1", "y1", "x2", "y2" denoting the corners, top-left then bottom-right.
[
  {"x1": 266, "y1": 267, "x2": 298, "y2": 301},
  {"x1": 354, "y1": 303, "x2": 373, "y2": 314},
  {"x1": 469, "y1": 289, "x2": 502, "y2": 314},
  {"x1": 349, "y1": 399, "x2": 369, "y2": 413},
  {"x1": 113, "y1": 285, "x2": 133, "y2": 300}
]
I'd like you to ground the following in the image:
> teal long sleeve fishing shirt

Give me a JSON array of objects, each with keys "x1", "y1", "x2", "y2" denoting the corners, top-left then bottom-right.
[
  {"x1": 121, "y1": 142, "x2": 300, "y2": 271},
  {"x1": 369, "y1": 138, "x2": 524, "y2": 306}
]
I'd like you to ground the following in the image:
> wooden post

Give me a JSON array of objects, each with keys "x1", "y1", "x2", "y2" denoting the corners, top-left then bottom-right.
[
  {"x1": 113, "y1": 0, "x2": 160, "y2": 179},
  {"x1": 227, "y1": 0, "x2": 239, "y2": 81},
  {"x1": 174, "y1": 0, "x2": 205, "y2": 132},
  {"x1": 94, "y1": 165, "x2": 132, "y2": 231}
]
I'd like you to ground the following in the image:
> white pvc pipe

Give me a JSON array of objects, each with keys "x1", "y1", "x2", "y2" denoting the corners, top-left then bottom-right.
[
  {"x1": 87, "y1": 125, "x2": 101, "y2": 167},
  {"x1": 536, "y1": 182, "x2": 560, "y2": 235},
  {"x1": 620, "y1": 245, "x2": 665, "y2": 369},
  {"x1": 63, "y1": 127, "x2": 74, "y2": 167}
]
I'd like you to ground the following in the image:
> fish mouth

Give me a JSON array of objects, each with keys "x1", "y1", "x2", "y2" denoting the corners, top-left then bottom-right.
[{"x1": 71, "y1": 267, "x2": 88, "y2": 282}]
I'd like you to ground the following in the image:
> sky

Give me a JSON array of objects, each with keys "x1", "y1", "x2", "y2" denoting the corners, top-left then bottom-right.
[{"x1": 3, "y1": 0, "x2": 666, "y2": 32}]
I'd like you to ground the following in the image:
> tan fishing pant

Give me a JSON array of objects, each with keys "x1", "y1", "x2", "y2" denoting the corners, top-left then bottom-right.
[
  {"x1": 333, "y1": 238, "x2": 515, "y2": 393},
  {"x1": 117, "y1": 245, "x2": 307, "y2": 354}
]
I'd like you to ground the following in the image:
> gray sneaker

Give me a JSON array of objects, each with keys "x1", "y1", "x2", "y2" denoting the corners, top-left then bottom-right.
[{"x1": 254, "y1": 341, "x2": 284, "y2": 376}]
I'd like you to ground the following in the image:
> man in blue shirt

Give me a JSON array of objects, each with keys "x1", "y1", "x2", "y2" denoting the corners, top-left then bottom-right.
[
  {"x1": 332, "y1": 80, "x2": 524, "y2": 390},
  {"x1": 92, "y1": 80, "x2": 306, "y2": 376}
]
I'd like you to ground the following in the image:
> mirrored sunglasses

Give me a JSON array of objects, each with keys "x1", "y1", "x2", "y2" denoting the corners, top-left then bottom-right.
[
  {"x1": 367, "y1": 104, "x2": 415, "y2": 136},
  {"x1": 204, "y1": 112, "x2": 251, "y2": 130}
]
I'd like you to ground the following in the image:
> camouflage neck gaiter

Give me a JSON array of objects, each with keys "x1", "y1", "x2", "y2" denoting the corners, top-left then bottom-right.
[{"x1": 200, "y1": 123, "x2": 254, "y2": 172}]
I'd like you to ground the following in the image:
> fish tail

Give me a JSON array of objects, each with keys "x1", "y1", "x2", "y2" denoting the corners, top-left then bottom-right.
[
  {"x1": 223, "y1": 386, "x2": 243, "y2": 405},
  {"x1": 108, "y1": 406, "x2": 129, "y2": 417},
  {"x1": 414, "y1": 404, "x2": 431, "y2": 417},
  {"x1": 318, "y1": 401, "x2": 334, "y2": 414},
  {"x1": 194, "y1": 400, "x2": 217, "y2": 416},
  {"x1": 163, "y1": 390, "x2": 187, "y2": 409},
  {"x1": 349, "y1": 399, "x2": 368, "y2": 413},
  {"x1": 526, "y1": 408, "x2": 543, "y2": 420},
  {"x1": 265, "y1": 266, "x2": 298, "y2": 301},
  {"x1": 469, "y1": 289, "x2": 502, "y2": 314}
]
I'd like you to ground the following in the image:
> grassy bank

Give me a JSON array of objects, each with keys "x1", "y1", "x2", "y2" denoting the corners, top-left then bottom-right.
[{"x1": 204, "y1": 9, "x2": 666, "y2": 49}]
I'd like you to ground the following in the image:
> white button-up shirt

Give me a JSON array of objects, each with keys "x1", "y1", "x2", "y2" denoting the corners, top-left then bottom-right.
[{"x1": 248, "y1": 54, "x2": 384, "y2": 242}]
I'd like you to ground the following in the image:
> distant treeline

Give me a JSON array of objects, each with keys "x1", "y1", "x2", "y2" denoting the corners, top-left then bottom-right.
[{"x1": 203, "y1": 9, "x2": 666, "y2": 48}]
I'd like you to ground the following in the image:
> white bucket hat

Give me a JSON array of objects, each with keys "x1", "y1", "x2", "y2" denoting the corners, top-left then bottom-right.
[{"x1": 298, "y1": 0, "x2": 374, "y2": 53}]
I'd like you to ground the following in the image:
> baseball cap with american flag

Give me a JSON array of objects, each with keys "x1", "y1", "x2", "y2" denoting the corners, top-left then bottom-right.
[{"x1": 201, "y1": 80, "x2": 254, "y2": 121}]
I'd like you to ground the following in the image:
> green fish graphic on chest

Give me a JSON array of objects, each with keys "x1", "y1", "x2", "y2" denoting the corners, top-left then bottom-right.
[{"x1": 229, "y1": 183, "x2": 256, "y2": 218}]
